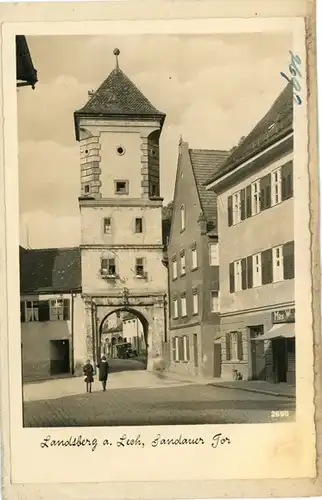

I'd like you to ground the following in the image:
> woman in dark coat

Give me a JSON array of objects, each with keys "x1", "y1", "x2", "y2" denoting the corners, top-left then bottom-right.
[
  {"x1": 83, "y1": 359, "x2": 94, "y2": 393},
  {"x1": 97, "y1": 356, "x2": 109, "y2": 392}
]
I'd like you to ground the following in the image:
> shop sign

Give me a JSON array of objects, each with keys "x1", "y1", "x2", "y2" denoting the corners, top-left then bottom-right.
[{"x1": 272, "y1": 308, "x2": 295, "y2": 324}]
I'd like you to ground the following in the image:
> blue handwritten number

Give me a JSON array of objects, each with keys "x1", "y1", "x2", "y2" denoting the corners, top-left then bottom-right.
[{"x1": 281, "y1": 50, "x2": 302, "y2": 105}]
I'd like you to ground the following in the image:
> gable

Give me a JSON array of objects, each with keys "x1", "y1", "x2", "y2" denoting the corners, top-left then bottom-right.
[{"x1": 168, "y1": 142, "x2": 203, "y2": 247}]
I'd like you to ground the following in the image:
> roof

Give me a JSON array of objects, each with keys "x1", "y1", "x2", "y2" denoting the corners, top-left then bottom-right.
[
  {"x1": 189, "y1": 149, "x2": 229, "y2": 230},
  {"x1": 20, "y1": 247, "x2": 82, "y2": 294},
  {"x1": 74, "y1": 67, "x2": 165, "y2": 139},
  {"x1": 16, "y1": 35, "x2": 38, "y2": 89},
  {"x1": 206, "y1": 82, "x2": 293, "y2": 185}
]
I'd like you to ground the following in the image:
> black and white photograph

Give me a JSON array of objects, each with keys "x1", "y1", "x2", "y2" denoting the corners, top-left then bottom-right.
[
  {"x1": 1, "y1": 5, "x2": 320, "y2": 491},
  {"x1": 17, "y1": 32, "x2": 298, "y2": 428}
]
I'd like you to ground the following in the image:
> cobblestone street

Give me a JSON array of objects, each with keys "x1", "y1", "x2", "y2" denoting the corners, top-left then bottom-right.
[{"x1": 23, "y1": 372, "x2": 295, "y2": 427}]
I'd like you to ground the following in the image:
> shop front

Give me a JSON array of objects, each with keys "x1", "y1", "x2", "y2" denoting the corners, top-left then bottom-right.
[{"x1": 252, "y1": 308, "x2": 295, "y2": 385}]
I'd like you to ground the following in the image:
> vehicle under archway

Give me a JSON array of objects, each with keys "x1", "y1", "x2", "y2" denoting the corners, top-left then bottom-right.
[{"x1": 99, "y1": 308, "x2": 148, "y2": 372}]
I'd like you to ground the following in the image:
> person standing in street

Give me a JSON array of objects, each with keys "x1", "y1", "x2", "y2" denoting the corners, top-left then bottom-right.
[
  {"x1": 97, "y1": 356, "x2": 109, "y2": 391},
  {"x1": 83, "y1": 359, "x2": 94, "y2": 393}
]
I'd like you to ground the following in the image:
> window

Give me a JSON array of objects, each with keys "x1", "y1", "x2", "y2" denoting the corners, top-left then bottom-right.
[
  {"x1": 173, "y1": 298, "x2": 178, "y2": 319},
  {"x1": 101, "y1": 258, "x2": 116, "y2": 277},
  {"x1": 273, "y1": 246, "x2": 284, "y2": 282},
  {"x1": 84, "y1": 185, "x2": 90, "y2": 194},
  {"x1": 172, "y1": 258, "x2": 178, "y2": 280},
  {"x1": 225, "y1": 332, "x2": 243, "y2": 361},
  {"x1": 180, "y1": 251, "x2": 186, "y2": 275},
  {"x1": 251, "y1": 180, "x2": 261, "y2": 215},
  {"x1": 181, "y1": 295, "x2": 187, "y2": 317},
  {"x1": 252, "y1": 253, "x2": 262, "y2": 287},
  {"x1": 211, "y1": 291, "x2": 219, "y2": 312},
  {"x1": 191, "y1": 246, "x2": 198, "y2": 270},
  {"x1": 232, "y1": 191, "x2": 241, "y2": 224},
  {"x1": 209, "y1": 243, "x2": 219, "y2": 266},
  {"x1": 115, "y1": 180, "x2": 129, "y2": 195},
  {"x1": 172, "y1": 336, "x2": 179, "y2": 361},
  {"x1": 183, "y1": 336, "x2": 190, "y2": 361},
  {"x1": 234, "y1": 260, "x2": 242, "y2": 291},
  {"x1": 26, "y1": 300, "x2": 39, "y2": 322},
  {"x1": 180, "y1": 205, "x2": 185, "y2": 231},
  {"x1": 271, "y1": 168, "x2": 282, "y2": 206},
  {"x1": 135, "y1": 258, "x2": 145, "y2": 278},
  {"x1": 135, "y1": 218, "x2": 143, "y2": 233},
  {"x1": 116, "y1": 145, "x2": 125, "y2": 156},
  {"x1": 103, "y1": 217, "x2": 112, "y2": 234},
  {"x1": 192, "y1": 289, "x2": 198, "y2": 315},
  {"x1": 50, "y1": 299, "x2": 70, "y2": 321}
]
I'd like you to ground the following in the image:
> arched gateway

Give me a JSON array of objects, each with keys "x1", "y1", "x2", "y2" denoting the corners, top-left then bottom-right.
[
  {"x1": 84, "y1": 292, "x2": 167, "y2": 371},
  {"x1": 74, "y1": 50, "x2": 168, "y2": 372}
]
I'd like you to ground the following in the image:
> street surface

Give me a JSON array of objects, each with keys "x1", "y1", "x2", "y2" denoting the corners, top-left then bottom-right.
[{"x1": 23, "y1": 362, "x2": 295, "y2": 427}]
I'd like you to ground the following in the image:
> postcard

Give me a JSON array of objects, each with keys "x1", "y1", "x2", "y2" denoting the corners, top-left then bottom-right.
[{"x1": 0, "y1": 1, "x2": 321, "y2": 499}]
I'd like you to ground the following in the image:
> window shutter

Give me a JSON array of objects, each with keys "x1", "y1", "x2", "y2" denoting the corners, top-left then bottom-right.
[
  {"x1": 247, "y1": 255, "x2": 253, "y2": 288},
  {"x1": 225, "y1": 333, "x2": 231, "y2": 361},
  {"x1": 237, "y1": 332, "x2": 243, "y2": 361},
  {"x1": 20, "y1": 302, "x2": 26, "y2": 323},
  {"x1": 229, "y1": 262, "x2": 235, "y2": 293},
  {"x1": 283, "y1": 241, "x2": 295, "y2": 279},
  {"x1": 227, "y1": 196, "x2": 233, "y2": 226},
  {"x1": 38, "y1": 300, "x2": 50, "y2": 322},
  {"x1": 63, "y1": 299, "x2": 70, "y2": 320},
  {"x1": 186, "y1": 337, "x2": 190, "y2": 361},
  {"x1": 246, "y1": 185, "x2": 252, "y2": 217},
  {"x1": 260, "y1": 174, "x2": 271, "y2": 210},
  {"x1": 179, "y1": 337, "x2": 184, "y2": 361},
  {"x1": 282, "y1": 162, "x2": 293, "y2": 200},
  {"x1": 241, "y1": 258, "x2": 247, "y2": 290},
  {"x1": 101, "y1": 258, "x2": 108, "y2": 270},
  {"x1": 261, "y1": 249, "x2": 273, "y2": 285},
  {"x1": 240, "y1": 188, "x2": 246, "y2": 220}
]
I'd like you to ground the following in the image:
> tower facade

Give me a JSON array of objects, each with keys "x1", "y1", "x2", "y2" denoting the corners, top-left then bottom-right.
[{"x1": 74, "y1": 50, "x2": 168, "y2": 370}]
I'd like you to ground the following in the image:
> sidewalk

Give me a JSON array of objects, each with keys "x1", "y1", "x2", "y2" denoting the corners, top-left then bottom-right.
[
  {"x1": 155, "y1": 371, "x2": 296, "y2": 398},
  {"x1": 209, "y1": 380, "x2": 296, "y2": 399},
  {"x1": 23, "y1": 370, "x2": 192, "y2": 402}
]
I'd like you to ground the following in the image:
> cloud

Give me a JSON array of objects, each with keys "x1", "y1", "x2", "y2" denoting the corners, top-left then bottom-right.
[
  {"x1": 20, "y1": 211, "x2": 80, "y2": 249},
  {"x1": 19, "y1": 33, "x2": 292, "y2": 248}
]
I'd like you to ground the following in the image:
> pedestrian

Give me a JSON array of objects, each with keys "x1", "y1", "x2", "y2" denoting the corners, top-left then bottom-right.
[
  {"x1": 97, "y1": 355, "x2": 109, "y2": 392},
  {"x1": 83, "y1": 359, "x2": 94, "y2": 393}
]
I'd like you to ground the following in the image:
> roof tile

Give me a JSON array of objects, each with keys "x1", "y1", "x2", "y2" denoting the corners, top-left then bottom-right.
[
  {"x1": 189, "y1": 149, "x2": 229, "y2": 231},
  {"x1": 20, "y1": 247, "x2": 81, "y2": 294},
  {"x1": 76, "y1": 68, "x2": 165, "y2": 118},
  {"x1": 206, "y1": 82, "x2": 293, "y2": 185}
]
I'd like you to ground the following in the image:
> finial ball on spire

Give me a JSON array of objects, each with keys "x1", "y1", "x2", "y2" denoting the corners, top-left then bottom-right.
[{"x1": 113, "y1": 48, "x2": 120, "y2": 56}]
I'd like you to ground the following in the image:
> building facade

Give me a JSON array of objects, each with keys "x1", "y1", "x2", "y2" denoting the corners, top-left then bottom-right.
[
  {"x1": 19, "y1": 247, "x2": 85, "y2": 381},
  {"x1": 167, "y1": 140, "x2": 228, "y2": 378},
  {"x1": 74, "y1": 49, "x2": 168, "y2": 371},
  {"x1": 122, "y1": 313, "x2": 146, "y2": 353},
  {"x1": 206, "y1": 82, "x2": 295, "y2": 384}
]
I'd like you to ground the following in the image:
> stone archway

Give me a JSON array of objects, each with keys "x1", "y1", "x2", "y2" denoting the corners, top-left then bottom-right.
[
  {"x1": 83, "y1": 294, "x2": 166, "y2": 372},
  {"x1": 98, "y1": 307, "x2": 149, "y2": 367}
]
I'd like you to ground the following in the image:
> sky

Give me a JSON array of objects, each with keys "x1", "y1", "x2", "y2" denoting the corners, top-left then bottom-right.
[{"x1": 18, "y1": 33, "x2": 292, "y2": 249}]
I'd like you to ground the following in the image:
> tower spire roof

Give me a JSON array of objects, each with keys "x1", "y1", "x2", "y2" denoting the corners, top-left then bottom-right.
[{"x1": 74, "y1": 50, "x2": 165, "y2": 140}]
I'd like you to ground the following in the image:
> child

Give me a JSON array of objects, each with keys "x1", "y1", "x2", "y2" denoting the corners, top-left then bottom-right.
[{"x1": 83, "y1": 359, "x2": 94, "y2": 393}]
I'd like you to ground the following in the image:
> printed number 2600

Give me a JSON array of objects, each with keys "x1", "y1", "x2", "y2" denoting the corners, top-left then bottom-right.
[{"x1": 271, "y1": 411, "x2": 290, "y2": 418}]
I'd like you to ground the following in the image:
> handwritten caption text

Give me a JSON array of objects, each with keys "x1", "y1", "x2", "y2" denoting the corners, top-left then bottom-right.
[{"x1": 40, "y1": 432, "x2": 231, "y2": 452}]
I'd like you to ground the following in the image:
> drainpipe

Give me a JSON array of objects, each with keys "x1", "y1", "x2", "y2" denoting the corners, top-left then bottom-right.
[
  {"x1": 70, "y1": 291, "x2": 75, "y2": 375},
  {"x1": 163, "y1": 294, "x2": 168, "y2": 343},
  {"x1": 91, "y1": 300, "x2": 97, "y2": 370}
]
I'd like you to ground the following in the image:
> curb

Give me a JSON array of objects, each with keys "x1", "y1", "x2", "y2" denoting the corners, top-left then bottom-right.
[{"x1": 209, "y1": 383, "x2": 296, "y2": 399}]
